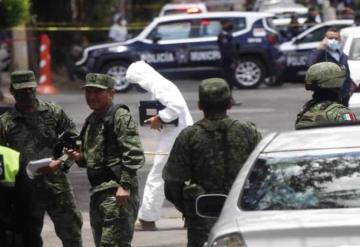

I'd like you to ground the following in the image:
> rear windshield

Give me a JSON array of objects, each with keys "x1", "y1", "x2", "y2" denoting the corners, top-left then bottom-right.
[{"x1": 240, "y1": 149, "x2": 360, "y2": 210}]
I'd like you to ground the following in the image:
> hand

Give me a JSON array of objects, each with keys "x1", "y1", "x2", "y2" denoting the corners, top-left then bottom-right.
[
  {"x1": 64, "y1": 147, "x2": 82, "y2": 161},
  {"x1": 115, "y1": 186, "x2": 131, "y2": 207},
  {"x1": 319, "y1": 37, "x2": 327, "y2": 50},
  {"x1": 36, "y1": 159, "x2": 62, "y2": 174},
  {"x1": 144, "y1": 115, "x2": 162, "y2": 131}
]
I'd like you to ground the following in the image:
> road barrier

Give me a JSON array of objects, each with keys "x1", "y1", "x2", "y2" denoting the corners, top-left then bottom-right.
[{"x1": 37, "y1": 34, "x2": 58, "y2": 95}]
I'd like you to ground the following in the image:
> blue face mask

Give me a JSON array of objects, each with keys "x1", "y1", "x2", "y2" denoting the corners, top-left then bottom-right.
[{"x1": 327, "y1": 39, "x2": 340, "y2": 51}]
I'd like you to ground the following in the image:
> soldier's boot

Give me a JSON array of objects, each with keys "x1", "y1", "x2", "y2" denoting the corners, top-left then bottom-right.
[{"x1": 134, "y1": 219, "x2": 157, "y2": 231}]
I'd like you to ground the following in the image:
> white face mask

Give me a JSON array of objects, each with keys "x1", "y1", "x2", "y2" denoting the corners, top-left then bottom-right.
[{"x1": 327, "y1": 38, "x2": 340, "y2": 51}]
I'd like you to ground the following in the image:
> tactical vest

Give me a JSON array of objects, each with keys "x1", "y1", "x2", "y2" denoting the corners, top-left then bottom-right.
[{"x1": 0, "y1": 146, "x2": 20, "y2": 187}]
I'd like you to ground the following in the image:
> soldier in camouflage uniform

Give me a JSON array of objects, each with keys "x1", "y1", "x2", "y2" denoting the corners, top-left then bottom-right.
[
  {"x1": 0, "y1": 70, "x2": 83, "y2": 247},
  {"x1": 295, "y1": 62, "x2": 356, "y2": 129},
  {"x1": 66, "y1": 73, "x2": 145, "y2": 247},
  {"x1": 162, "y1": 77, "x2": 262, "y2": 247}
]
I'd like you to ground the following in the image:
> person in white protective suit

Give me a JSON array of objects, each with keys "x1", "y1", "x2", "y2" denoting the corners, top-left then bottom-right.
[{"x1": 126, "y1": 61, "x2": 193, "y2": 231}]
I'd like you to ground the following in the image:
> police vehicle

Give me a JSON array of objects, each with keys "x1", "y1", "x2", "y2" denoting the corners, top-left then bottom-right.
[
  {"x1": 75, "y1": 12, "x2": 284, "y2": 92},
  {"x1": 280, "y1": 19, "x2": 353, "y2": 81}
]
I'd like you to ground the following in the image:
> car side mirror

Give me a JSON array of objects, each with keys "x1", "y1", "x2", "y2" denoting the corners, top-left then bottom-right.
[
  {"x1": 152, "y1": 34, "x2": 162, "y2": 43},
  {"x1": 196, "y1": 194, "x2": 227, "y2": 218}
]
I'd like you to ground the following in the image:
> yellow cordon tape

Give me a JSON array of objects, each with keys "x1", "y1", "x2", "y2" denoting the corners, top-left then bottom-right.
[
  {"x1": 12, "y1": 23, "x2": 147, "y2": 31},
  {"x1": 144, "y1": 151, "x2": 169, "y2": 156}
]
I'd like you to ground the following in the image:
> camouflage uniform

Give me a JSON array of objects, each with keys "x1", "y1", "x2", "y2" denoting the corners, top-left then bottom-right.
[
  {"x1": 163, "y1": 78, "x2": 262, "y2": 247},
  {"x1": 295, "y1": 62, "x2": 356, "y2": 129},
  {"x1": 0, "y1": 71, "x2": 83, "y2": 247},
  {"x1": 77, "y1": 73, "x2": 145, "y2": 247}
]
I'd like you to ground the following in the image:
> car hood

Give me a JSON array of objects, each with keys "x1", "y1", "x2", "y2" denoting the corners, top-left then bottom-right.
[
  {"x1": 214, "y1": 209, "x2": 360, "y2": 247},
  {"x1": 75, "y1": 38, "x2": 138, "y2": 66}
]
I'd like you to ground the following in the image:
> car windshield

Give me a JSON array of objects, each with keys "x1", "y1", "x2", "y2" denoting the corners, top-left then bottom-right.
[
  {"x1": 241, "y1": 148, "x2": 360, "y2": 210},
  {"x1": 349, "y1": 37, "x2": 360, "y2": 60}
]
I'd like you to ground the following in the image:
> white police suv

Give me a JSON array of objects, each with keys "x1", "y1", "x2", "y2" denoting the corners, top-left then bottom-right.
[
  {"x1": 75, "y1": 12, "x2": 284, "y2": 92},
  {"x1": 280, "y1": 19, "x2": 353, "y2": 81}
]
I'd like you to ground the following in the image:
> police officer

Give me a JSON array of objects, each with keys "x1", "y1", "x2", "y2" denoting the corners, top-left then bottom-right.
[
  {"x1": 163, "y1": 77, "x2": 262, "y2": 247},
  {"x1": 295, "y1": 62, "x2": 357, "y2": 129},
  {"x1": 0, "y1": 70, "x2": 83, "y2": 247},
  {"x1": 217, "y1": 19, "x2": 240, "y2": 105},
  {"x1": 66, "y1": 73, "x2": 145, "y2": 247},
  {"x1": 308, "y1": 27, "x2": 354, "y2": 106}
]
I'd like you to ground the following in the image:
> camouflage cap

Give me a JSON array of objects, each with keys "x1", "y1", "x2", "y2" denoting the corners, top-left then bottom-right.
[
  {"x1": 199, "y1": 78, "x2": 231, "y2": 102},
  {"x1": 82, "y1": 73, "x2": 115, "y2": 89},
  {"x1": 10, "y1": 70, "x2": 37, "y2": 90},
  {"x1": 305, "y1": 62, "x2": 346, "y2": 90}
]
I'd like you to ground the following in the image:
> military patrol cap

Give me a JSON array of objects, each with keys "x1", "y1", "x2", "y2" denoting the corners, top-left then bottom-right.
[
  {"x1": 82, "y1": 73, "x2": 115, "y2": 89},
  {"x1": 10, "y1": 70, "x2": 37, "y2": 90},
  {"x1": 305, "y1": 62, "x2": 346, "y2": 90},
  {"x1": 199, "y1": 78, "x2": 231, "y2": 102}
]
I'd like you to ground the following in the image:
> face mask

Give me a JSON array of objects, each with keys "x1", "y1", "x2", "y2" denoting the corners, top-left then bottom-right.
[
  {"x1": 14, "y1": 89, "x2": 37, "y2": 106},
  {"x1": 327, "y1": 39, "x2": 340, "y2": 51}
]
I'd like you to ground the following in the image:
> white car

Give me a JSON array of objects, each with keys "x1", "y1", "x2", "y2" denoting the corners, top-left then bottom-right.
[
  {"x1": 343, "y1": 27, "x2": 360, "y2": 109},
  {"x1": 197, "y1": 124, "x2": 360, "y2": 247},
  {"x1": 280, "y1": 19, "x2": 353, "y2": 81}
]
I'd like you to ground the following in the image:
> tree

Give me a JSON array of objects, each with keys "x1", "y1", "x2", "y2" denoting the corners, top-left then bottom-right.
[{"x1": 0, "y1": 0, "x2": 29, "y2": 29}]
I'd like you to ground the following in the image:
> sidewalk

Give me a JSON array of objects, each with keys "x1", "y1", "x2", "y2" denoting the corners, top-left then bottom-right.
[{"x1": 42, "y1": 206, "x2": 187, "y2": 247}]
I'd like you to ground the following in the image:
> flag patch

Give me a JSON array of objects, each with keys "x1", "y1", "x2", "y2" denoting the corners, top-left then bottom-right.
[{"x1": 342, "y1": 112, "x2": 356, "y2": 121}]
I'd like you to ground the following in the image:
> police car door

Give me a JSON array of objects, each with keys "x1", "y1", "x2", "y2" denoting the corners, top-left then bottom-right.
[
  {"x1": 141, "y1": 20, "x2": 194, "y2": 71},
  {"x1": 185, "y1": 18, "x2": 222, "y2": 69}
]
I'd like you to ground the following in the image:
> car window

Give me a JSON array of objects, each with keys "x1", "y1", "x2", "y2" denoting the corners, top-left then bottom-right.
[
  {"x1": 240, "y1": 149, "x2": 360, "y2": 210},
  {"x1": 349, "y1": 37, "x2": 360, "y2": 60},
  {"x1": 265, "y1": 17, "x2": 277, "y2": 30},
  {"x1": 147, "y1": 21, "x2": 193, "y2": 40},
  {"x1": 197, "y1": 18, "x2": 246, "y2": 37},
  {"x1": 296, "y1": 26, "x2": 328, "y2": 43},
  {"x1": 198, "y1": 19, "x2": 222, "y2": 37}
]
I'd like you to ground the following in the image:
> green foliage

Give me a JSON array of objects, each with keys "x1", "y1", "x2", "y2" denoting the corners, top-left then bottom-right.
[{"x1": 0, "y1": 0, "x2": 30, "y2": 28}]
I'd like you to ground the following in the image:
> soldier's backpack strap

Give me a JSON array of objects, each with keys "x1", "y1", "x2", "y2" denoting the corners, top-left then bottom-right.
[{"x1": 295, "y1": 99, "x2": 317, "y2": 125}]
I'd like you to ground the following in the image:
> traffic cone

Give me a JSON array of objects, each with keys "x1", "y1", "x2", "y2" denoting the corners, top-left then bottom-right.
[{"x1": 37, "y1": 34, "x2": 57, "y2": 95}]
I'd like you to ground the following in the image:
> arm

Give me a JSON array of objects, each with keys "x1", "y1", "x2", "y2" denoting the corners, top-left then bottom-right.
[
  {"x1": 39, "y1": 106, "x2": 79, "y2": 174},
  {"x1": 307, "y1": 48, "x2": 324, "y2": 67},
  {"x1": 162, "y1": 129, "x2": 192, "y2": 213}
]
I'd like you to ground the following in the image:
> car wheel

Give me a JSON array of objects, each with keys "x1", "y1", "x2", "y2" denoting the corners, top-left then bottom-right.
[
  {"x1": 233, "y1": 57, "x2": 265, "y2": 89},
  {"x1": 100, "y1": 62, "x2": 132, "y2": 92}
]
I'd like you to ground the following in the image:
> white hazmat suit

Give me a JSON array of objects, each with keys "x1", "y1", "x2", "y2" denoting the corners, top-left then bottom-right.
[{"x1": 126, "y1": 61, "x2": 193, "y2": 222}]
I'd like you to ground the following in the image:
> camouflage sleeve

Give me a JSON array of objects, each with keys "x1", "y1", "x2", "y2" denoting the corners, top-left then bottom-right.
[
  {"x1": 162, "y1": 128, "x2": 192, "y2": 183},
  {"x1": 326, "y1": 104, "x2": 357, "y2": 122},
  {"x1": 51, "y1": 103, "x2": 79, "y2": 168},
  {"x1": 114, "y1": 108, "x2": 145, "y2": 185},
  {"x1": 243, "y1": 121, "x2": 262, "y2": 151}
]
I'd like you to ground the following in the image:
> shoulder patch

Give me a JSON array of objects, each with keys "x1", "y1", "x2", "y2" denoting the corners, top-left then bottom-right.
[{"x1": 341, "y1": 112, "x2": 356, "y2": 121}]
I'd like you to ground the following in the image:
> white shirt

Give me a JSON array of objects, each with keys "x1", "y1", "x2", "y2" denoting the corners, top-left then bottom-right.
[{"x1": 108, "y1": 23, "x2": 127, "y2": 42}]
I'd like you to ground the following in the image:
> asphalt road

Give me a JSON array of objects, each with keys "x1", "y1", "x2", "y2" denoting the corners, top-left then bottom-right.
[{"x1": 35, "y1": 80, "x2": 311, "y2": 246}]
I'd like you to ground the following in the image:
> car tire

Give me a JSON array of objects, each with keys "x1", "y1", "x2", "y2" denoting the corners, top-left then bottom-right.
[
  {"x1": 233, "y1": 57, "x2": 265, "y2": 89},
  {"x1": 100, "y1": 61, "x2": 132, "y2": 92}
]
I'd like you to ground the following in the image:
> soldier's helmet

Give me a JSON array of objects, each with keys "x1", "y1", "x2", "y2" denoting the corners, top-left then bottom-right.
[
  {"x1": 199, "y1": 77, "x2": 231, "y2": 103},
  {"x1": 305, "y1": 62, "x2": 346, "y2": 90}
]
